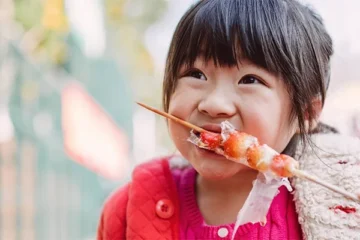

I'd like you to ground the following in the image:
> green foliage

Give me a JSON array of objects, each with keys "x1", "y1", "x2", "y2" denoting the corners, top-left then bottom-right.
[{"x1": 14, "y1": 0, "x2": 43, "y2": 30}]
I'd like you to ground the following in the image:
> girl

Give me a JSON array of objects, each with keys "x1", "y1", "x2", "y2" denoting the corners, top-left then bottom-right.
[{"x1": 97, "y1": 0, "x2": 360, "y2": 239}]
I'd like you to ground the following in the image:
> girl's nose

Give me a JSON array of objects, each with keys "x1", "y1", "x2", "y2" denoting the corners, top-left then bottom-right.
[{"x1": 197, "y1": 89, "x2": 237, "y2": 118}]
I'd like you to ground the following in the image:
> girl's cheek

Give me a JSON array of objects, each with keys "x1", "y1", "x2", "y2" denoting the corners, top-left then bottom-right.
[
  {"x1": 168, "y1": 93, "x2": 185, "y2": 116},
  {"x1": 170, "y1": 88, "x2": 202, "y2": 115}
]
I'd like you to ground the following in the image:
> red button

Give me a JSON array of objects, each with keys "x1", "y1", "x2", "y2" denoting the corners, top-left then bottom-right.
[{"x1": 155, "y1": 199, "x2": 174, "y2": 219}]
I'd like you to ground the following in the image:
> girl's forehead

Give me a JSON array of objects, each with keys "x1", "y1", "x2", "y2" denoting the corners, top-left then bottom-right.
[
  {"x1": 180, "y1": 55, "x2": 262, "y2": 72},
  {"x1": 170, "y1": 0, "x2": 331, "y2": 89}
]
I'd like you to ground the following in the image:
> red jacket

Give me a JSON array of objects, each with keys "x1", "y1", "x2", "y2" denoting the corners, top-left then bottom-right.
[
  {"x1": 97, "y1": 157, "x2": 180, "y2": 239},
  {"x1": 98, "y1": 134, "x2": 360, "y2": 240}
]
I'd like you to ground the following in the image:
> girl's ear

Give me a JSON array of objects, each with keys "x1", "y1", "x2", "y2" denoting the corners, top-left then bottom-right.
[
  {"x1": 296, "y1": 97, "x2": 323, "y2": 134},
  {"x1": 307, "y1": 97, "x2": 323, "y2": 131}
]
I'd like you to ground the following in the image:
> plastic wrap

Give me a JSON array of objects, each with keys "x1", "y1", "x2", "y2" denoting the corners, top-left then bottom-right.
[{"x1": 187, "y1": 121, "x2": 292, "y2": 238}]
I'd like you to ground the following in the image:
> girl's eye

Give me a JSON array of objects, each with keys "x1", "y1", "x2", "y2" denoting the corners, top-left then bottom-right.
[
  {"x1": 238, "y1": 75, "x2": 262, "y2": 85},
  {"x1": 186, "y1": 70, "x2": 207, "y2": 81}
]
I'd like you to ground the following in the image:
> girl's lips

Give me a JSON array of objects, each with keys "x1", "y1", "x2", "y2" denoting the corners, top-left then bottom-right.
[
  {"x1": 200, "y1": 124, "x2": 222, "y2": 133},
  {"x1": 194, "y1": 145, "x2": 226, "y2": 160}
]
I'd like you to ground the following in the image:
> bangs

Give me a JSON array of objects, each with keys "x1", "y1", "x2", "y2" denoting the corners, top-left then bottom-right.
[
  {"x1": 164, "y1": 0, "x2": 334, "y2": 147},
  {"x1": 174, "y1": 0, "x2": 292, "y2": 74}
]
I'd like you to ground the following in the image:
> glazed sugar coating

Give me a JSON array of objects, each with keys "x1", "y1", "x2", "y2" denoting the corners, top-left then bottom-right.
[{"x1": 188, "y1": 121, "x2": 299, "y2": 177}]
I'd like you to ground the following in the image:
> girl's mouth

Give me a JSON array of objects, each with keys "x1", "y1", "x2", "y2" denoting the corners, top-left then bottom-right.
[
  {"x1": 193, "y1": 130, "x2": 201, "y2": 138},
  {"x1": 192, "y1": 129, "x2": 224, "y2": 151},
  {"x1": 195, "y1": 145, "x2": 225, "y2": 159},
  {"x1": 200, "y1": 124, "x2": 222, "y2": 133}
]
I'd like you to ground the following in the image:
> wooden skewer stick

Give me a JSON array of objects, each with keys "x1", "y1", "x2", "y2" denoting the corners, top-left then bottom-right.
[
  {"x1": 137, "y1": 102, "x2": 360, "y2": 202},
  {"x1": 292, "y1": 169, "x2": 360, "y2": 202},
  {"x1": 136, "y1": 102, "x2": 208, "y2": 133}
]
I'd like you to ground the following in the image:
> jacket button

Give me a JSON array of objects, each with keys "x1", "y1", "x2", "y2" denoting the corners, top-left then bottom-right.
[{"x1": 155, "y1": 199, "x2": 174, "y2": 219}]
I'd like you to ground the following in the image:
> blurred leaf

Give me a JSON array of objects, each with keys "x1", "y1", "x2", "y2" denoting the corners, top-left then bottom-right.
[{"x1": 14, "y1": 0, "x2": 43, "y2": 30}]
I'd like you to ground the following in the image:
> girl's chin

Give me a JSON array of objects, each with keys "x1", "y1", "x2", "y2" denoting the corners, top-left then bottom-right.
[
  {"x1": 196, "y1": 169, "x2": 234, "y2": 180},
  {"x1": 193, "y1": 145, "x2": 227, "y2": 161},
  {"x1": 195, "y1": 163, "x2": 254, "y2": 181},
  {"x1": 189, "y1": 147, "x2": 247, "y2": 179}
]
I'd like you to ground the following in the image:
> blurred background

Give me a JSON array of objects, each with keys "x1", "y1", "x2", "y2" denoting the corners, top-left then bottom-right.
[{"x1": 0, "y1": 0, "x2": 359, "y2": 239}]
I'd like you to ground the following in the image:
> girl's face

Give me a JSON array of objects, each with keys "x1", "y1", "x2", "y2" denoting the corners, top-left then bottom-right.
[{"x1": 168, "y1": 57, "x2": 297, "y2": 180}]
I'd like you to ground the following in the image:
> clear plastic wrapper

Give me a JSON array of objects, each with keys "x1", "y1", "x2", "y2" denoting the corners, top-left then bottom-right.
[{"x1": 188, "y1": 121, "x2": 292, "y2": 238}]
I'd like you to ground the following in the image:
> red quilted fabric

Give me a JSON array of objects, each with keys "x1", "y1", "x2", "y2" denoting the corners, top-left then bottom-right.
[
  {"x1": 97, "y1": 158, "x2": 180, "y2": 240},
  {"x1": 98, "y1": 184, "x2": 130, "y2": 239}
]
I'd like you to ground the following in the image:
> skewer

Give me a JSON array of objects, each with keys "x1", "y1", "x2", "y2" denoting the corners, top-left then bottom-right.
[
  {"x1": 137, "y1": 102, "x2": 360, "y2": 202},
  {"x1": 136, "y1": 102, "x2": 208, "y2": 133},
  {"x1": 292, "y1": 169, "x2": 360, "y2": 202}
]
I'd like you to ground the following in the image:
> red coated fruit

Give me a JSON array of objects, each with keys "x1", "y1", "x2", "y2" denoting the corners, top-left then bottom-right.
[
  {"x1": 246, "y1": 145, "x2": 268, "y2": 171},
  {"x1": 246, "y1": 145, "x2": 262, "y2": 169},
  {"x1": 223, "y1": 132, "x2": 249, "y2": 159},
  {"x1": 270, "y1": 154, "x2": 298, "y2": 177},
  {"x1": 200, "y1": 132, "x2": 222, "y2": 149}
]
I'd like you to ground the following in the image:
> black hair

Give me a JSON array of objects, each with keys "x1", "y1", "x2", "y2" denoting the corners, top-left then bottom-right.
[{"x1": 163, "y1": 0, "x2": 334, "y2": 149}]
